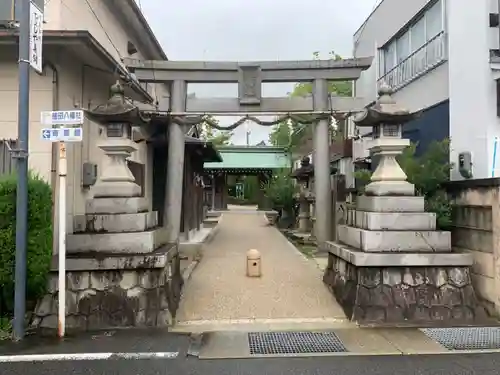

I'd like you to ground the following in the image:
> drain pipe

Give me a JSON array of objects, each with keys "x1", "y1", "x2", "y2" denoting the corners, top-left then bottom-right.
[{"x1": 44, "y1": 61, "x2": 60, "y2": 254}]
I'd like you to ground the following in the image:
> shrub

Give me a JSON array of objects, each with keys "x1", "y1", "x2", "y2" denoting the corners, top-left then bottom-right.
[
  {"x1": 354, "y1": 138, "x2": 453, "y2": 229},
  {"x1": 262, "y1": 169, "x2": 297, "y2": 212},
  {"x1": 0, "y1": 173, "x2": 53, "y2": 318}
]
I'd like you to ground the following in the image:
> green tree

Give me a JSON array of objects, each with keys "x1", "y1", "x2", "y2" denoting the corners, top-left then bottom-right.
[
  {"x1": 199, "y1": 115, "x2": 233, "y2": 146},
  {"x1": 269, "y1": 51, "x2": 351, "y2": 150}
]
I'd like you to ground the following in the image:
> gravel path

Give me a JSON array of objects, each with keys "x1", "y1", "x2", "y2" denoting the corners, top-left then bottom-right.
[{"x1": 176, "y1": 210, "x2": 346, "y2": 322}]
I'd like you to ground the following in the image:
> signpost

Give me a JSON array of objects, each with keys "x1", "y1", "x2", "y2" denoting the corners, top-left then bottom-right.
[
  {"x1": 41, "y1": 110, "x2": 84, "y2": 339},
  {"x1": 29, "y1": 1, "x2": 42, "y2": 73}
]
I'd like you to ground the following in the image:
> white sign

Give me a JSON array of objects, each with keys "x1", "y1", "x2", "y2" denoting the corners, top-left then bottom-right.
[
  {"x1": 41, "y1": 127, "x2": 83, "y2": 142},
  {"x1": 40, "y1": 110, "x2": 84, "y2": 126},
  {"x1": 29, "y1": 2, "x2": 43, "y2": 73}
]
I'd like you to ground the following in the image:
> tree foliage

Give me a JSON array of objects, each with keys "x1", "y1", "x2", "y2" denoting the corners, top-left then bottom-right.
[
  {"x1": 199, "y1": 115, "x2": 233, "y2": 147},
  {"x1": 354, "y1": 138, "x2": 453, "y2": 229},
  {"x1": 269, "y1": 51, "x2": 352, "y2": 150},
  {"x1": 262, "y1": 169, "x2": 297, "y2": 212}
]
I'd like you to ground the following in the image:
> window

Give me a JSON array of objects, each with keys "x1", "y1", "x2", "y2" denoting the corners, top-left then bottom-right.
[
  {"x1": 378, "y1": 0, "x2": 446, "y2": 88},
  {"x1": 396, "y1": 31, "x2": 410, "y2": 63},
  {"x1": 384, "y1": 42, "x2": 396, "y2": 73},
  {"x1": 411, "y1": 17, "x2": 426, "y2": 51},
  {"x1": 426, "y1": 0, "x2": 443, "y2": 40}
]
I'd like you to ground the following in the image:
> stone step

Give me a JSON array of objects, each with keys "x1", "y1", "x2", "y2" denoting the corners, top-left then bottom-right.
[
  {"x1": 338, "y1": 225, "x2": 451, "y2": 252},
  {"x1": 74, "y1": 211, "x2": 158, "y2": 233},
  {"x1": 322, "y1": 241, "x2": 473, "y2": 267},
  {"x1": 66, "y1": 227, "x2": 169, "y2": 254},
  {"x1": 86, "y1": 197, "x2": 149, "y2": 214},
  {"x1": 347, "y1": 210, "x2": 436, "y2": 231},
  {"x1": 356, "y1": 195, "x2": 425, "y2": 212}
]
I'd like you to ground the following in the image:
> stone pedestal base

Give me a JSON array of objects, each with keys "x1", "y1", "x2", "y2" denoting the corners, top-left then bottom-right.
[
  {"x1": 322, "y1": 243, "x2": 488, "y2": 326},
  {"x1": 264, "y1": 210, "x2": 278, "y2": 225},
  {"x1": 33, "y1": 246, "x2": 183, "y2": 332}
]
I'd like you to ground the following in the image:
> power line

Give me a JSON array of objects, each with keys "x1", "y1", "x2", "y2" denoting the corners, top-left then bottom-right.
[
  {"x1": 82, "y1": 0, "x2": 122, "y2": 61},
  {"x1": 353, "y1": 0, "x2": 383, "y2": 48}
]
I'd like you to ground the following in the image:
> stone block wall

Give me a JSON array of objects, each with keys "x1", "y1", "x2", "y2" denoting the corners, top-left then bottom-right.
[
  {"x1": 446, "y1": 178, "x2": 500, "y2": 317},
  {"x1": 323, "y1": 254, "x2": 486, "y2": 325},
  {"x1": 33, "y1": 249, "x2": 183, "y2": 332}
]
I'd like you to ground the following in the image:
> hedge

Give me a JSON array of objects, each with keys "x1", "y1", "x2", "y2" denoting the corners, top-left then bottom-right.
[{"x1": 0, "y1": 173, "x2": 52, "y2": 319}]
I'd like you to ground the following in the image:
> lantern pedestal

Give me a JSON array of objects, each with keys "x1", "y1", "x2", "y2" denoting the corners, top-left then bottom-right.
[
  {"x1": 365, "y1": 139, "x2": 415, "y2": 196},
  {"x1": 92, "y1": 139, "x2": 142, "y2": 198}
]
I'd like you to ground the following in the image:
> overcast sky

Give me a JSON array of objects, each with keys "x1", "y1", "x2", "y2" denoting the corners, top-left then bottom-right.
[{"x1": 136, "y1": 0, "x2": 380, "y2": 144}]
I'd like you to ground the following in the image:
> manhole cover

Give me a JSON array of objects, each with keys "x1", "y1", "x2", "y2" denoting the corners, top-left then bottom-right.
[
  {"x1": 248, "y1": 331, "x2": 347, "y2": 355},
  {"x1": 421, "y1": 327, "x2": 500, "y2": 350}
]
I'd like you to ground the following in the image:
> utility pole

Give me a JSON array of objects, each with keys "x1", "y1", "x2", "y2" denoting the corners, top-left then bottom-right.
[{"x1": 13, "y1": 0, "x2": 31, "y2": 341}]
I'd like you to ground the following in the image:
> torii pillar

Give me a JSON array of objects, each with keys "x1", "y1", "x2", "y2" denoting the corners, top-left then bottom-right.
[
  {"x1": 164, "y1": 80, "x2": 187, "y2": 242},
  {"x1": 313, "y1": 79, "x2": 332, "y2": 244}
]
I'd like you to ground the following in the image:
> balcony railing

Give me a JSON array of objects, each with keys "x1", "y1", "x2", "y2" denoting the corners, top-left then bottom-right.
[{"x1": 378, "y1": 31, "x2": 447, "y2": 91}]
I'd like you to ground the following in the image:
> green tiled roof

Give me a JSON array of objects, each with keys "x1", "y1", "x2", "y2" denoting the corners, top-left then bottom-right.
[{"x1": 204, "y1": 146, "x2": 290, "y2": 171}]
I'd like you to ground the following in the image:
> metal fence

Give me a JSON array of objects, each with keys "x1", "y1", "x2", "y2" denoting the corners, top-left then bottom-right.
[{"x1": 0, "y1": 139, "x2": 17, "y2": 176}]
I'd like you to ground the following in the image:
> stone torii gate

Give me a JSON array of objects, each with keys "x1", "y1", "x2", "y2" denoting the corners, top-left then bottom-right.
[{"x1": 125, "y1": 57, "x2": 373, "y2": 244}]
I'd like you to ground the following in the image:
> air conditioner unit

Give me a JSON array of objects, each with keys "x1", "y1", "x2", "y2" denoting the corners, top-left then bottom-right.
[{"x1": 0, "y1": 0, "x2": 44, "y2": 23}]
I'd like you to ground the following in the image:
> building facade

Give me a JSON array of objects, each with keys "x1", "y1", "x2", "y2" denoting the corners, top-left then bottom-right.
[
  {"x1": 0, "y1": 0, "x2": 169, "y2": 247},
  {"x1": 353, "y1": 0, "x2": 500, "y2": 180}
]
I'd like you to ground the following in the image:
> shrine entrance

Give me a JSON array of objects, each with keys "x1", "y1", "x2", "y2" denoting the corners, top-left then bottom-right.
[{"x1": 125, "y1": 57, "x2": 373, "y2": 246}]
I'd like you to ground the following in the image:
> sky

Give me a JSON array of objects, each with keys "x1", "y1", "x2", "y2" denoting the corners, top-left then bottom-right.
[{"x1": 135, "y1": 0, "x2": 380, "y2": 145}]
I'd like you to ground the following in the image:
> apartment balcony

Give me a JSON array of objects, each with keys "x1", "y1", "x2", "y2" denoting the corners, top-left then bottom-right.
[{"x1": 378, "y1": 32, "x2": 448, "y2": 91}]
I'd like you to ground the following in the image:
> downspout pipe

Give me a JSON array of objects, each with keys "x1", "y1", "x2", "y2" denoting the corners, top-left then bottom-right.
[
  {"x1": 43, "y1": 61, "x2": 59, "y2": 190},
  {"x1": 43, "y1": 61, "x2": 59, "y2": 255}
]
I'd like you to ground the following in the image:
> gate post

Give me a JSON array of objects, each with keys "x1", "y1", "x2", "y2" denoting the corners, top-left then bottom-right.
[
  {"x1": 164, "y1": 80, "x2": 187, "y2": 242},
  {"x1": 312, "y1": 79, "x2": 332, "y2": 244}
]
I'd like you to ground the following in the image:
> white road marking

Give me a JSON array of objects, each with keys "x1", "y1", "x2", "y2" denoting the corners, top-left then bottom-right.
[{"x1": 0, "y1": 351, "x2": 179, "y2": 363}]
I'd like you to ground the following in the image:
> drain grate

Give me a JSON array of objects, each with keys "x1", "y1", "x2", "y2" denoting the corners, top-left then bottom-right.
[
  {"x1": 248, "y1": 331, "x2": 347, "y2": 355},
  {"x1": 421, "y1": 327, "x2": 500, "y2": 350}
]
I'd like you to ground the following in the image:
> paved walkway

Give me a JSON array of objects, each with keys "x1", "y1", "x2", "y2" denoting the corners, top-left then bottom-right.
[{"x1": 175, "y1": 209, "x2": 346, "y2": 323}]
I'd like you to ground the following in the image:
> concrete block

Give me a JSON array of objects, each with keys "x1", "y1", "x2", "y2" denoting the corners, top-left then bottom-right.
[
  {"x1": 66, "y1": 227, "x2": 169, "y2": 254},
  {"x1": 322, "y1": 241, "x2": 473, "y2": 267},
  {"x1": 354, "y1": 211, "x2": 436, "y2": 231},
  {"x1": 365, "y1": 181, "x2": 415, "y2": 196},
  {"x1": 74, "y1": 212, "x2": 158, "y2": 233},
  {"x1": 86, "y1": 197, "x2": 149, "y2": 214},
  {"x1": 338, "y1": 225, "x2": 451, "y2": 252},
  {"x1": 56, "y1": 253, "x2": 170, "y2": 271},
  {"x1": 356, "y1": 195, "x2": 425, "y2": 212}
]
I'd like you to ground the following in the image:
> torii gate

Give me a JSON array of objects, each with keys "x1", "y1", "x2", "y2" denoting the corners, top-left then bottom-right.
[{"x1": 125, "y1": 57, "x2": 373, "y2": 245}]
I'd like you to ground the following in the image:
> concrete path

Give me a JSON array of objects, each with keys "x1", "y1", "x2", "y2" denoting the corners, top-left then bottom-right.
[{"x1": 175, "y1": 210, "x2": 346, "y2": 325}]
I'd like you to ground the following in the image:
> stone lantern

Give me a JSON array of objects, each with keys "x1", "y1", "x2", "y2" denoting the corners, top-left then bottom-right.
[
  {"x1": 31, "y1": 81, "x2": 184, "y2": 332},
  {"x1": 321, "y1": 83, "x2": 487, "y2": 326},
  {"x1": 291, "y1": 156, "x2": 314, "y2": 233},
  {"x1": 353, "y1": 83, "x2": 418, "y2": 196},
  {"x1": 84, "y1": 81, "x2": 148, "y2": 198}
]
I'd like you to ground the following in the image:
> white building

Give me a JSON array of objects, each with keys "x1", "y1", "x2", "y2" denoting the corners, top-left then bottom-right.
[
  {"x1": 353, "y1": 0, "x2": 500, "y2": 180},
  {"x1": 0, "y1": 0, "x2": 168, "y2": 248}
]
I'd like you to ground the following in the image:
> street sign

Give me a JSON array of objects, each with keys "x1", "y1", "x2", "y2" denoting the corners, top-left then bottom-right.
[
  {"x1": 40, "y1": 110, "x2": 84, "y2": 126},
  {"x1": 29, "y1": 1, "x2": 43, "y2": 73},
  {"x1": 41, "y1": 127, "x2": 83, "y2": 142}
]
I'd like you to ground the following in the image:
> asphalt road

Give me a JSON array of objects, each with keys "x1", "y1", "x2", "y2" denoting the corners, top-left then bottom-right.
[
  {"x1": 0, "y1": 330, "x2": 499, "y2": 375},
  {"x1": 2, "y1": 352, "x2": 500, "y2": 375}
]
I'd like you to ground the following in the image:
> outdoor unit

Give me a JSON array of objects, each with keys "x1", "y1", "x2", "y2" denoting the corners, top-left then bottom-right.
[{"x1": 0, "y1": 0, "x2": 44, "y2": 24}]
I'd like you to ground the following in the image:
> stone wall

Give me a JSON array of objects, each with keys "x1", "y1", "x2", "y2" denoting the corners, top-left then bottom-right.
[
  {"x1": 323, "y1": 253, "x2": 486, "y2": 325},
  {"x1": 446, "y1": 178, "x2": 500, "y2": 317},
  {"x1": 33, "y1": 246, "x2": 183, "y2": 332}
]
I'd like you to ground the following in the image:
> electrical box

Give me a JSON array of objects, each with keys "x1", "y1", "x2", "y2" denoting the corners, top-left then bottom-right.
[
  {"x1": 82, "y1": 163, "x2": 97, "y2": 187},
  {"x1": 458, "y1": 151, "x2": 473, "y2": 179},
  {"x1": 0, "y1": 0, "x2": 44, "y2": 23}
]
